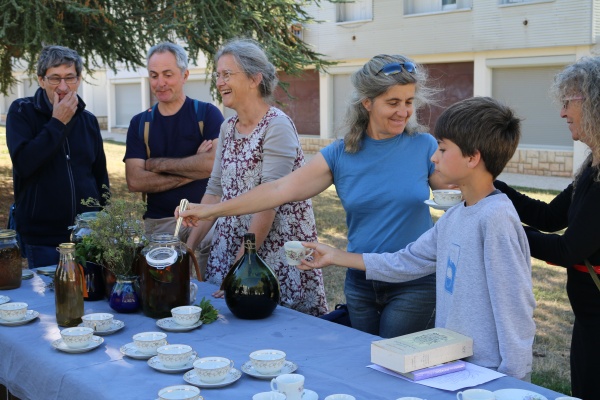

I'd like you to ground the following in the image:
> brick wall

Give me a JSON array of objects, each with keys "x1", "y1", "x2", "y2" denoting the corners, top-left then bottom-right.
[
  {"x1": 504, "y1": 149, "x2": 573, "y2": 177},
  {"x1": 299, "y1": 137, "x2": 335, "y2": 156},
  {"x1": 300, "y1": 136, "x2": 574, "y2": 177}
]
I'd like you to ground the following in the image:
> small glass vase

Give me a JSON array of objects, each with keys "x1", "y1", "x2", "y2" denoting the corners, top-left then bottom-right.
[{"x1": 108, "y1": 276, "x2": 139, "y2": 313}]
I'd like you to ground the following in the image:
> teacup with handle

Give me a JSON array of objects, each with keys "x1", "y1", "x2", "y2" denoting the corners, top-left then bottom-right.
[
  {"x1": 271, "y1": 373, "x2": 304, "y2": 400},
  {"x1": 456, "y1": 389, "x2": 495, "y2": 400}
]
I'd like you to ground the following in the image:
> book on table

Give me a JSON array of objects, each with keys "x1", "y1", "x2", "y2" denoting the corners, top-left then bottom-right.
[{"x1": 371, "y1": 327, "x2": 473, "y2": 373}]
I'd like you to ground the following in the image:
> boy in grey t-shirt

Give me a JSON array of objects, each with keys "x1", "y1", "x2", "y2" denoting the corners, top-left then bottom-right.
[{"x1": 299, "y1": 97, "x2": 536, "y2": 379}]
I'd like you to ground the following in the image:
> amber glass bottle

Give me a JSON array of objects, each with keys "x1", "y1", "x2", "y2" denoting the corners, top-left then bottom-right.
[
  {"x1": 222, "y1": 233, "x2": 281, "y2": 319},
  {"x1": 54, "y1": 243, "x2": 84, "y2": 327}
]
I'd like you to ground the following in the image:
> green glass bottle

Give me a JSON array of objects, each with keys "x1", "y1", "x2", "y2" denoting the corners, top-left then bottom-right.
[
  {"x1": 222, "y1": 233, "x2": 281, "y2": 319},
  {"x1": 54, "y1": 243, "x2": 84, "y2": 327}
]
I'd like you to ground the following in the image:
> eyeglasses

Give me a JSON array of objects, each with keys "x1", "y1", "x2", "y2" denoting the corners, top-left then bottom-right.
[
  {"x1": 212, "y1": 70, "x2": 242, "y2": 83},
  {"x1": 562, "y1": 96, "x2": 585, "y2": 109},
  {"x1": 376, "y1": 62, "x2": 416, "y2": 76},
  {"x1": 43, "y1": 75, "x2": 79, "y2": 85}
]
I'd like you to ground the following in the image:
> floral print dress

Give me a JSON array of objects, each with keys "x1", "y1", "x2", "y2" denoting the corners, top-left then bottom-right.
[{"x1": 206, "y1": 107, "x2": 328, "y2": 316}]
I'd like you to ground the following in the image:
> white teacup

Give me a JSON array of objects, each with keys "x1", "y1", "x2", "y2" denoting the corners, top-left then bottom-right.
[
  {"x1": 193, "y1": 356, "x2": 234, "y2": 383},
  {"x1": 158, "y1": 385, "x2": 200, "y2": 400},
  {"x1": 157, "y1": 344, "x2": 195, "y2": 368},
  {"x1": 284, "y1": 241, "x2": 313, "y2": 266},
  {"x1": 250, "y1": 349, "x2": 286, "y2": 375},
  {"x1": 271, "y1": 373, "x2": 304, "y2": 400},
  {"x1": 456, "y1": 389, "x2": 496, "y2": 400},
  {"x1": 132, "y1": 331, "x2": 168, "y2": 355},
  {"x1": 60, "y1": 327, "x2": 94, "y2": 349},
  {"x1": 81, "y1": 313, "x2": 114, "y2": 332},
  {"x1": 253, "y1": 392, "x2": 287, "y2": 400},
  {"x1": 0, "y1": 302, "x2": 28, "y2": 321},
  {"x1": 171, "y1": 305, "x2": 202, "y2": 326},
  {"x1": 325, "y1": 395, "x2": 356, "y2": 400},
  {"x1": 432, "y1": 189, "x2": 463, "y2": 206}
]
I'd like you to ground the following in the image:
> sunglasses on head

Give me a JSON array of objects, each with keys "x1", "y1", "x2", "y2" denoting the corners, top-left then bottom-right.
[{"x1": 376, "y1": 61, "x2": 416, "y2": 76}]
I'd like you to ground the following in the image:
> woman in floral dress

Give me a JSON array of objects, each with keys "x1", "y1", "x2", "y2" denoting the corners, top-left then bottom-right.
[{"x1": 185, "y1": 39, "x2": 327, "y2": 316}]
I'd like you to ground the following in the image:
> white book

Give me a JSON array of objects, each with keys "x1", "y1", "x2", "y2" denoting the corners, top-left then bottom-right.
[{"x1": 371, "y1": 327, "x2": 473, "y2": 373}]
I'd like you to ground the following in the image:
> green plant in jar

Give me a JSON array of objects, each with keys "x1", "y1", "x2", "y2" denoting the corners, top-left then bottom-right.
[
  {"x1": 81, "y1": 191, "x2": 147, "y2": 278},
  {"x1": 74, "y1": 235, "x2": 104, "y2": 267}
]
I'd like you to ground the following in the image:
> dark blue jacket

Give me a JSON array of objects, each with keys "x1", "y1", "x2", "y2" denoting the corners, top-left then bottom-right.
[{"x1": 6, "y1": 87, "x2": 109, "y2": 246}]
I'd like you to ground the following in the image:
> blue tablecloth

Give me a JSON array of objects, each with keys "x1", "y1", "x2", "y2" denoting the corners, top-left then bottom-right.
[{"x1": 0, "y1": 274, "x2": 566, "y2": 400}]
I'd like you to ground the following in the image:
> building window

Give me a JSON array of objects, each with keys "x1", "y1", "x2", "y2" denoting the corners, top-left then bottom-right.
[
  {"x1": 442, "y1": 0, "x2": 457, "y2": 10},
  {"x1": 405, "y1": 0, "x2": 471, "y2": 15},
  {"x1": 337, "y1": 0, "x2": 373, "y2": 23}
]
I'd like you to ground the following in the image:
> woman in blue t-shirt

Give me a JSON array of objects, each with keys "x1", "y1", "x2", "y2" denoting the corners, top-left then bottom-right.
[{"x1": 180, "y1": 54, "x2": 447, "y2": 337}]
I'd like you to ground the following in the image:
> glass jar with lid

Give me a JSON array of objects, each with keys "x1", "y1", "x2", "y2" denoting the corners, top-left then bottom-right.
[
  {"x1": 70, "y1": 211, "x2": 99, "y2": 244},
  {"x1": 138, "y1": 233, "x2": 200, "y2": 318},
  {"x1": 0, "y1": 229, "x2": 22, "y2": 290}
]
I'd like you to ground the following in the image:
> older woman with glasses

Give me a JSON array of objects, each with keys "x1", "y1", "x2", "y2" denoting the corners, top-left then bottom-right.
[
  {"x1": 180, "y1": 54, "x2": 447, "y2": 337},
  {"x1": 494, "y1": 57, "x2": 600, "y2": 398},
  {"x1": 185, "y1": 39, "x2": 328, "y2": 316}
]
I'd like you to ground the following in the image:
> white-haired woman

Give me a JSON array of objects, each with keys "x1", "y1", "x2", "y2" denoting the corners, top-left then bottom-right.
[{"x1": 495, "y1": 56, "x2": 600, "y2": 398}]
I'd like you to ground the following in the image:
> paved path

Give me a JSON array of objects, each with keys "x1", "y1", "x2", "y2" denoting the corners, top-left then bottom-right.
[
  {"x1": 102, "y1": 130, "x2": 571, "y2": 192},
  {"x1": 497, "y1": 172, "x2": 571, "y2": 192}
]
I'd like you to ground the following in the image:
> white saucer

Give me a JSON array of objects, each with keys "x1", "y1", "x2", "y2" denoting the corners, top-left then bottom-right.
[
  {"x1": 78, "y1": 320, "x2": 125, "y2": 336},
  {"x1": 0, "y1": 295, "x2": 9, "y2": 305},
  {"x1": 22, "y1": 270, "x2": 34, "y2": 280},
  {"x1": 493, "y1": 389, "x2": 548, "y2": 400},
  {"x1": 424, "y1": 199, "x2": 456, "y2": 211},
  {"x1": 35, "y1": 266, "x2": 57, "y2": 276},
  {"x1": 147, "y1": 356, "x2": 199, "y2": 373},
  {"x1": 183, "y1": 368, "x2": 242, "y2": 388},
  {"x1": 52, "y1": 335, "x2": 104, "y2": 353},
  {"x1": 0, "y1": 310, "x2": 39, "y2": 326},
  {"x1": 241, "y1": 360, "x2": 298, "y2": 379},
  {"x1": 120, "y1": 342, "x2": 156, "y2": 360},
  {"x1": 303, "y1": 389, "x2": 318, "y2": 400},
  {"x1": 156, "y1": 317, "x2": 203, "y2": 332}
]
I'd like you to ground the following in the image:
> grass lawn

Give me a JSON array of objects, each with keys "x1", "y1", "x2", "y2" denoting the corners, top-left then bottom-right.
[{"x1": 0, "y1": 127, "x2": 573, "y2": 394}]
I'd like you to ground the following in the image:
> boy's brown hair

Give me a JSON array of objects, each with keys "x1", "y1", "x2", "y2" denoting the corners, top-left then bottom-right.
[{"x1": 433, "y1": 96, "x2": 521, "y2": 179}]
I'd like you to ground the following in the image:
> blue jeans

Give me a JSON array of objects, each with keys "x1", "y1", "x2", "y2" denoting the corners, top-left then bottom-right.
[
  {"x1": 24, "y1": 244, "x2": 60, "y2": 269},
  {"x1": 344, "y1": 269, "x2": 436, "y2": 338}
]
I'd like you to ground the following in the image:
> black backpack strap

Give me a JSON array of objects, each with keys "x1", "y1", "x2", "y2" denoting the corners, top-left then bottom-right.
[
  {"x1": 193, "y1": 99, "x2": 208, "y2": 139},
  {"x1": 138, "y1": 101, "x2": 207, "y2": 158}
]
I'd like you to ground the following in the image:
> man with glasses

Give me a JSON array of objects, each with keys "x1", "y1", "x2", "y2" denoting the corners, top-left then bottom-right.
[
  {"x1": 6, "y1": 45, "x2": 109, "y2": 268},
  {"x1": 124, "y1": 42, "x2": 223, "y2": 278}
]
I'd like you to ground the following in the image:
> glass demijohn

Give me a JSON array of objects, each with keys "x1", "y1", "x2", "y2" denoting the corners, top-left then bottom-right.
[{"x1": 222, "y1": 233, "x2": 281, "y2": 319}]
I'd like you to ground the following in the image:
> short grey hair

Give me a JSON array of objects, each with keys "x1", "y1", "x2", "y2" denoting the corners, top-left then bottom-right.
[
  {"x1": 147, "y1": 42, "x2": 188, "y2": 73},
  {"x1": 340, "y1": 54, "x2": 437, "y2": 153},
  {"x1": 215, "y1": 39, "x2": 278, "y2": 100},
  {"x1": 36, "y1": 45, "x2": 83, "y2": 77}
]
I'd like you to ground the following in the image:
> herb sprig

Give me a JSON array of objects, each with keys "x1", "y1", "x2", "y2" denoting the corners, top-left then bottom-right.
[{"x1": 196, "y1": 297, "x2": 218, "y2": 324}]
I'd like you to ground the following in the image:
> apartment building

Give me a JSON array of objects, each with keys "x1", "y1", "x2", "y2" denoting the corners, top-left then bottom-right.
[{"x1": 2, "y1": 0, "x2": 598, "y2": 176}]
